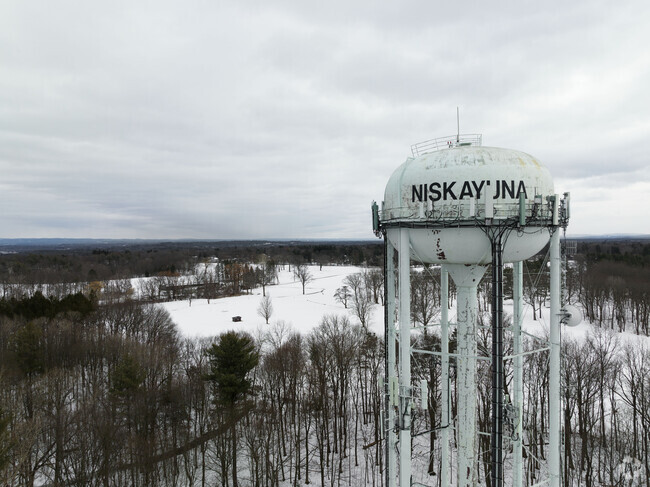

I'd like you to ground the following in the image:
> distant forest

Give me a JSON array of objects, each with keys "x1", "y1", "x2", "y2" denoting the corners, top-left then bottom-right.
[
  {"x1": 0, "y1": 240, "x2": 384, "y2": 285},
  {"x1": 0, "y1": 237, "x2": 646, "y2": 285},
  {"x1": 0, "y1": 237, "x2": 648, "y2": 486}
]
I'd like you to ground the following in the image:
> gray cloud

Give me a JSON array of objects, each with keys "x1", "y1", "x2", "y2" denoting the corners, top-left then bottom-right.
[{"x1": 0, "y1": 0, "x2": 648, "y2": 238}]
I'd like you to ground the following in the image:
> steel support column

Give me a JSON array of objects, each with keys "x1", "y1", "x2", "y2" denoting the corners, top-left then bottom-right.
[
  {"x1": 446, "y1": 263, "x2": 487, "y2": 487},
  {"x1": 440, "y1": 266, "x2": 450, "y2": 486},
  {"x1": 385, "y1": 232, "x2": 398, "y2": 487},
  {"x1": 512, "y1": 260, "x2": 524, "y2": 487},
  {"x1": 550, "y1": 228, "x2": 561, "y2": 487},
  {"x1": 491, "y1": 236, "x2": 504, "y2": 487},
  {"x1": 398, "y1": 229, "x2": 411, "y2": 487}
]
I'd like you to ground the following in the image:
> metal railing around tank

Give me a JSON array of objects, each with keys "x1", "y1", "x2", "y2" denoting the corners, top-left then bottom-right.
[
  {"x1": 410, "y1": 134, "x2": 483, "y2": 157},
  {"x1": 378, "y1": 198, "x2": 558, "y2": 228}
]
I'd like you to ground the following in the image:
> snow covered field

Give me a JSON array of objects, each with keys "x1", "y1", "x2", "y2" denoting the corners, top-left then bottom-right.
[
  {"x1": 158, "y1": 263, "x2": 642, "y2": 347},
  {"x1": 161, "y1": 265, "x2": 385, "y2": 339}
]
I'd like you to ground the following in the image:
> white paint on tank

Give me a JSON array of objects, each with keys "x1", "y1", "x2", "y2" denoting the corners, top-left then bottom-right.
[{"x1": 382, "y1": 146, "x2": 554, "y2": 264}]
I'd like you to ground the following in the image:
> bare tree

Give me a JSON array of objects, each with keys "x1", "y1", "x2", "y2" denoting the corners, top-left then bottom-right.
[
  {"x1": 293, "y1": 265, "x2": 313, "y2": 295},
  {"x1": 139, "y1": 278, "x2": 159, "y2": 302},
  {"x1": 343, "y1": 273, "x2": 364, "y2": 301},
  {"x1": 522, "y1": 258, "x2": 549, "y2": 321},
  {"x1": 334, "y1": 286, "x2": 352, "y2": 308},
  {"x1": 363, "y1": 268, "x2": 384, "y2": 304},
  {"x1": 344, "y1": 273, "x2": 373, "y2": 328},
  {"x1": 351, "y1": 288, "x2": 372, "y2": 329},
  {"x1": 258, "y1": 259, "x2": 278, "y2": 297},
  {"x1": 411, "y1": 270, "x2": 439, "y2": 333},
  {"x1": 257, "y1": 295, "x2": 273, "y2": 324}
]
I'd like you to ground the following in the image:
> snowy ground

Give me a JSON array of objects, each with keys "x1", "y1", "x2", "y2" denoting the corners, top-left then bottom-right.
[
  {"x1": 161, "y1": 265, "x2": 385, "y2": 339},
  {"x1": 160, "y1": 264, "x2": 650, "y2": 350}
]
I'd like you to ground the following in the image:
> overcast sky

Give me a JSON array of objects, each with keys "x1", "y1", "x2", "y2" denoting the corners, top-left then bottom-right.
[{"x1": 1, "y1": 0, "x2": 648, "y2": 239}]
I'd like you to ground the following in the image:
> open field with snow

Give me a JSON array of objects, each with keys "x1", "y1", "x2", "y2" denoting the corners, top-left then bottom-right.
[
  {"x1": 160, "y1": 265, "x2": 385, "y2": 339},
  {"x1": 157, "y1": 264, "x2": 650, "y2": 354}
]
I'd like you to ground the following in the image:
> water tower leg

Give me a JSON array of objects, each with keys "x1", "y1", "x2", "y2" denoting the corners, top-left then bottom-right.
[
  {"x1": 440, "y1": 266, "x2": 450, "y2": 487},
  {"x1": 550, "y1": 229, "x2": 561, "y2": 487},
  {"x1": 512, "y1": 261, "x2": 524, "y2": 487},
  {"x1": 398, "y1": 229, "x2": 412, "y2": 486},
  {"x1": 446, "y1": 263, "x2": 487, "y2": 487},
  {"x1": 491, "y1": 237, "x2": 504, "y2": 487},
  {"x1": 385, "y1": 232, "x2": 398, "y2": 487}
]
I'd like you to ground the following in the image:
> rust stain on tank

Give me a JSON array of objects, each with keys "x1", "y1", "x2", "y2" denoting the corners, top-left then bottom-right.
[{"x1": 435, "y1": 237, "x2": 446, "y2": 260}]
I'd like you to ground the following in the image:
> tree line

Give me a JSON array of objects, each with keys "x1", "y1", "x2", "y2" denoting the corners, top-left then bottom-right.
[
  {"x1": 0, "y1": 291, "x2": 386, "y2": 486},
  {"x1": 1, "y1": 237, "x2": 649, "y2": 486},
  {"x1": 0, "y1": 240, "x2": 384, "y2": 288}
]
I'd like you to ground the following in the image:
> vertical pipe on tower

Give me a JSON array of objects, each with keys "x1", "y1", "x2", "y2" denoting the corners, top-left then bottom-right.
[
  {"x1": 512, "y1": 260, "x2": 524, "y2": 487},
  {"x1": 440, "y1": 266, "x2": 450, "y2": 486},
  {"x1": 491, "y1": 236, "x2": 504, "y2": 487},
  {"x1": 398, "y1": 229, "x2": 411, "y2": 486},
  {"x1": 385, "y1": 232, "x2": 397, "y2": 487},
  {"x1": 447, "y1": 263, "x2": 487, "y2": 487},
  {"x1": 550, "y1": 227, "x2": 561, "y2": 487}
]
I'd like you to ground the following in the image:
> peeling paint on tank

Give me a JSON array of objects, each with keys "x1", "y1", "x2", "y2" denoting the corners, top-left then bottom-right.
[{"x1": 435, "y1": 238, "x2": 446, "y2": 260}]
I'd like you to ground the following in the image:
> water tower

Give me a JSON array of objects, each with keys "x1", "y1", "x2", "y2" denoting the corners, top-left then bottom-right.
[{"x1": 372, "y1": 134, "x2": 570, "y2": 487}]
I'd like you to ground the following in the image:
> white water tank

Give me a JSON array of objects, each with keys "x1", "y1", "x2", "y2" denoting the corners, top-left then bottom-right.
[{"x1": 382, "y1": 144, "x2": 554, "y2": 264}]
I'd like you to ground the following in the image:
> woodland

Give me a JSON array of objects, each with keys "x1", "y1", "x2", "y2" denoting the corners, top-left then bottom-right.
[{"x1": 0, "y1": 238, "x2": 648, "y2": 486}]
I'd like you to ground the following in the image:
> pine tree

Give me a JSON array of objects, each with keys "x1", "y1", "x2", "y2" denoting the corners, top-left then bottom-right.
[
  {"x1": 206, "y1": 332, "x2": 259, "y2": 487},
  {"x1": 12, "y1": 321, "x2": 44, "y2": 378},
  {"x1": 110, "y1": 354, "x2": 145, "y2": 398}
]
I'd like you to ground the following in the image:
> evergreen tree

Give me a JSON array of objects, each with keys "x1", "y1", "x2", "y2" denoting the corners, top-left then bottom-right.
[
  {"x1": 206, "y1": 332, "x2": 259, "y2": 487},
  {"x1": 110, "y1": 353, "x2": 145, "y2": 398},
  {"x1": 12, "y1": 321, "x2": 44, "y2": 378}
]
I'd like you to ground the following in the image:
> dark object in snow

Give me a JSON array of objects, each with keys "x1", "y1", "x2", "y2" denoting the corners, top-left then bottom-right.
[{"x1": 232, "y1": 316, "x2": 242, "y2": 322}]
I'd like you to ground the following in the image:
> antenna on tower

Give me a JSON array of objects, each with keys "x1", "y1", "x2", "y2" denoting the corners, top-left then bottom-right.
[{"x1": 456, "y1": 107, "x2": 460, "y2": 143}]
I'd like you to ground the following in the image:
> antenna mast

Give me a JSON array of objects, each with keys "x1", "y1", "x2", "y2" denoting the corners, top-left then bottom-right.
[{"x1": 457, "y1": 107, "x2": 460, "y2": 143}]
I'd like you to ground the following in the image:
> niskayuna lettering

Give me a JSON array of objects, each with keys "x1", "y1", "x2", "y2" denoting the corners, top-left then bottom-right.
[{"x1": 411, "y1": 180, "x2": 528, "y2": 203}]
